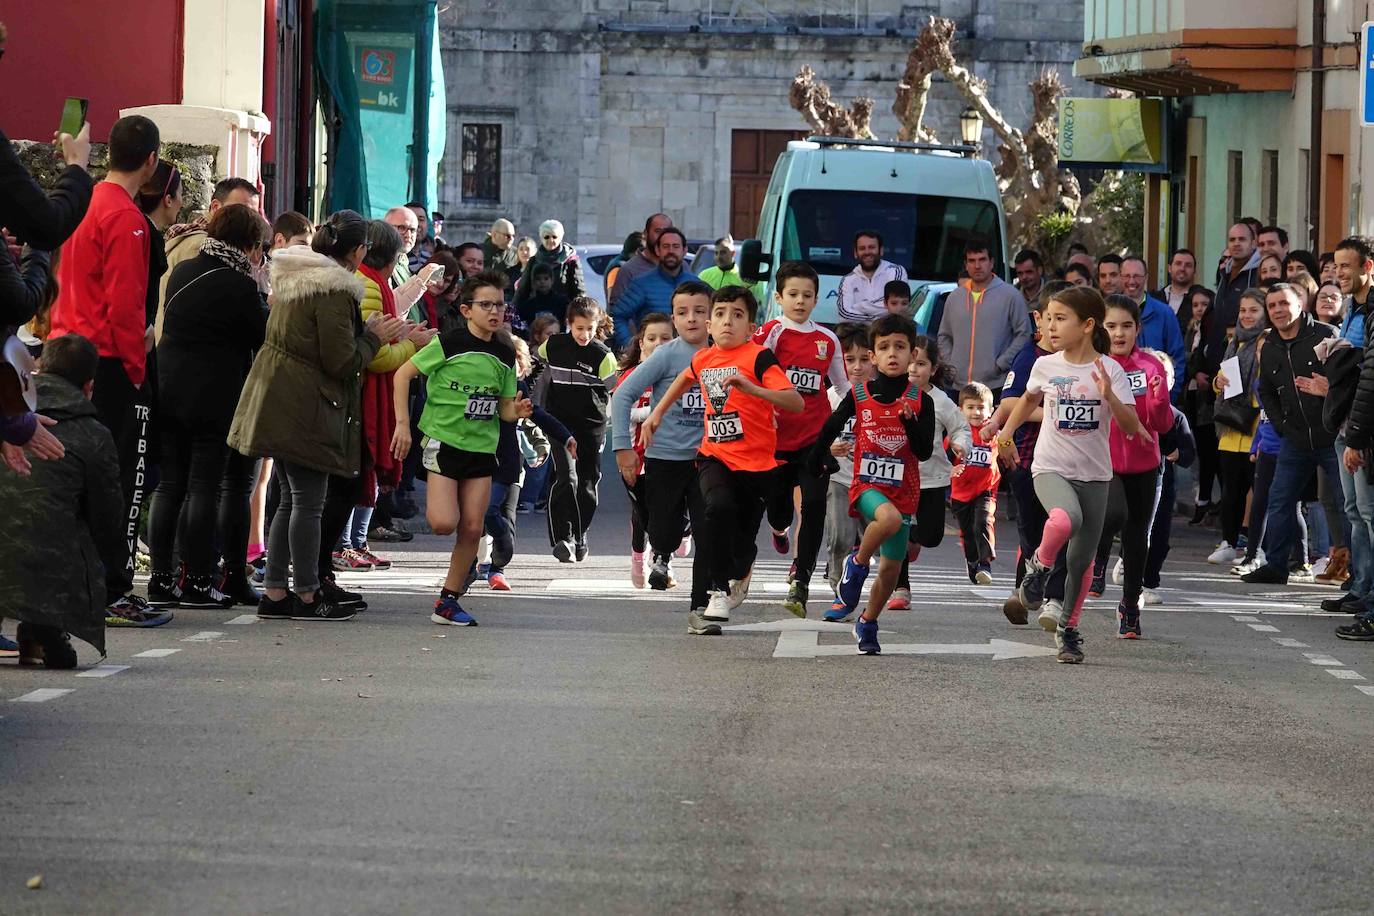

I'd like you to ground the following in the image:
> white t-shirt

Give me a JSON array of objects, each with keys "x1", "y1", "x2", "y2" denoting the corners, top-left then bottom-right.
[{"x1": 1025, "y1": 350, "x2": 1134, "y2": 482}]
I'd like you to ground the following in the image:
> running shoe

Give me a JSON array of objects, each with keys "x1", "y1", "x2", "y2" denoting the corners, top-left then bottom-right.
[
  {"x1": 1231, "y1": 551, "x2": 1266, "y2": 576},
  {"x1": 771, "y1": 529, "x2": 790, "y2": 555},
  {"x1": 824, "y1": 598, "x2": 851, "y2": 622},
  {"x1": 1111, "y1": 556, "x2": 1124, "y2": 585},
  {"x1": 334, "y1": 548, "x2": 375, "y2": 572},
  {"x1": 675, "y1": 535, "x2": 693, "y2": 558},
  {"x1": 177, "y1": 574, "x2": 235, "y2": 609},
  {"x1": 887, "y1": 587, "x2": 911, "y2": 610},
  {"x1": 1335, "y1": 616, "x2": 1374, "y2": 640},
  {"x1": 687, "y1": 609, "x2": 722, "y2": 636},
  {"x1": 854, "y1": 616, "x2": 881, "y2": 654},
  {"x1": 291, "y1": 594, "x2": 356, "y2": 622},
  {"x1": 837, "y1": 552, "x2": 869, "y2": 613},
  {"x1": 648, "y1": 558, "x2": 673, "y2": 591},
  {"x1": 575, "y1": 538, "x2": 589, "y2": 562},
  {"x1": 703, "y1": 590, "x2": 732, "y2": 622},
  {"x1": 15, "y1": 624, "x2": 76, "y2": 669},
  {"x1": 318, "y1": 576, "x2": 367, "y2": 611},
  {"x1": 1037, "y1": 598, "x2": 1063, "y2": 633},
  {"x1": 1207, "y1": 541, "x2": 1239, "y2": 565},
  {"x1": 355, "y1": 545, "x2": 391, "y2": 571},
  {"x1": 1140, "y1": 589, "x2": 1163, "y2": 606},
  {"x1": 552, "y1": 540, "x2": 575, "y2": 563},
  {"x1": 431, "y1": 593, "x2": 477, "y2": 626},
  {"x1": 1116, "y1": 601, "x2": 1142, "y2": 639},
  {"x1": 147, "y1": 571, "x2": 181, "y2": 608},
  {"x1": 1055, "y1": 626, "x2": 1085, "y2": 664},
  {"x1": 1310, "y1": 556, "x2": 1331, "y2": 578},
  {"x1": 630, "y1": 551, "x2": 647, "y2": 589},
  {"x1": 256, "y1": 593, "x2": 294, "y2": 619},
  {"x1": 369, "y1": 523, "x2": 413, "y2": 543},
  {"x1": 487, "y1": 571, "x2": 511, "y2": 591},
  {"x1": 0, "y1": 632, "x2": 18, "y2": 659},
  {"x1": 1002, "y1": 592, "x2": 1028, "y2": 625},
  {"x1": 1320, "y1": 593, "x2": 1364, "y2": 613},
  {"x1": 1289, "y1": 564, "x2": 1315, "y2": 584},
  {"x1": 1241, "y1": 564, "x2": 1288, "y2": 585},
  {"x1": 250, "y1": 557, "x2": 267, "y2": 586},
  {"x1": 727, "y1": 569, "x2": 753, "y2": 610},
  {"x1": 106, "y1": 595, "x2": 173, "y2": 628},
  {"x1": 1016, "y1": 552, "x2": 1051, "y2": 612},
  {"x1": 1189, "y1": 502, "x2": 1211, "y2": 526},
  {"x1": 974, "y1": 563, "x2": 993, "y2": 586},
  {"x1": 966, "y1": 562, "x2": 979, "y2": 585},
  {"x1": 787, "y1": 559, "x2": 798, "y2": 584},
  {"x1": 783, "y1": 580, "x2": 808, "y2": 619},
  {"x1": 1088, "y1": 558, "x2": 1107, "y2": 598},
  {"x1": 219, "y1": 567, "x2": 261, "y2": 607}
]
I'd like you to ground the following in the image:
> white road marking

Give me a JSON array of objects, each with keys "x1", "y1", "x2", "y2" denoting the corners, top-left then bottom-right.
[
  {"x1": 224, "y1": 615, "x2": 259, "y2": 625},
  {"x1": 1355, "y1": 686, "x2": 1374, "y2": 697},
  {"x1": 1326, "y1": 669, "x2": 1366, "y2": 680},
  {"x1": 1303, "y1": 653, "x2": 1343, "y2": 667},
  {"x1": 1231, "y1": 615, "x2": 1260, "y2": 622},
  {"x1": 75, "y1": 664, "x2": 129, "y2": 678},
  {"x1": 1271, "y1": 637, "x2": 1309, "y2": 648},
  {"x1": 181, "y1": 631, "x2": 224, "y2": 642},
  {"x1": 1247, "y1": 624, "x2": 1280, "y2": 632},
  {"x1": 11, "y1": 688, "x2": 73, "y2": 703},
  {"x1": 133, "y1": 648, "x2": 181, "y2": 658}
]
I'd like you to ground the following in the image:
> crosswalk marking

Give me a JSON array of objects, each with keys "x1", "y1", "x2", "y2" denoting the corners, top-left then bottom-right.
[
  {"x1": 75, "y1": 665, "x2": 129, "y2": 678},
  {"x1": 11, "y1": 689, "x2": 73, "y2": 703}
]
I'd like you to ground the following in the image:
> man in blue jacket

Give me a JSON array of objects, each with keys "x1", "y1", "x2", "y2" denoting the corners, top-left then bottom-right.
[
  {"x1": 611, "y1": 228, "x2": 696, "y2": 349},
  {"x1": 1122, "y1": 256, "x2": 1187, "y2": 402}
]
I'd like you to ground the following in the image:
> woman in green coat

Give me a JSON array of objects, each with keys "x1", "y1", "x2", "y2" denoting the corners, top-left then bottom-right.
[{"x1": 228, "y1": 210, "x2": 406, "y2": 621}]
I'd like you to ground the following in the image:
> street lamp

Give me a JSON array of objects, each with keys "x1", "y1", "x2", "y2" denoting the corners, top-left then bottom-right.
[{"x1": 959, "y1": 105, "x2": 984, "y2": 154}]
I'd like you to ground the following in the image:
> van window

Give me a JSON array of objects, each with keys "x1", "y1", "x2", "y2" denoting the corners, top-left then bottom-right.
[{"x1": 779, "y1": 190, "x2": 1002, "y2": 281}]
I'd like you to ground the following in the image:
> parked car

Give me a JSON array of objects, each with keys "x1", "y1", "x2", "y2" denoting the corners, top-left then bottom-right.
[{"x1": 575, "y1": 244, "x2": 625, "y2": 313}]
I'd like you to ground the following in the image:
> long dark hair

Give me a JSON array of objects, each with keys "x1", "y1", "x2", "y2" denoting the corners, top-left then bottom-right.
[
  {"x1": 910, "y1": 333, "x2": 952, "y2": 389},
  {"x1": 1048, "y1": 285, "x2": 1110, "y2": 355},
  {"x1": 312, "y1": 210, "x2": 369, "y2": 263},
  {"x1": 136, "y1": 160, "x2": 181, "y2": 215},
  {"x1": 618, "y1": 311, "x2": 672, "y2": 370}
]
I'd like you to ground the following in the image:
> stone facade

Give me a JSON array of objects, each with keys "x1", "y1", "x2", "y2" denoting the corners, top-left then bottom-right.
[{"x1": 438, "y1": 0, "x2": 1090, "y2": 247}]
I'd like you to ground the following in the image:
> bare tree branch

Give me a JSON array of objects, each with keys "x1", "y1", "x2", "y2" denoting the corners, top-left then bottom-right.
[{"x1": 789, "y1": 65, "x2": 875, "y2": 139}]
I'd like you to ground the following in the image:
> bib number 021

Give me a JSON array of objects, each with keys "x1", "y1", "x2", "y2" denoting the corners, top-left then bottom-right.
[{"x1": 1055, "y1": 398, "x2": 1100, "y2": 431}]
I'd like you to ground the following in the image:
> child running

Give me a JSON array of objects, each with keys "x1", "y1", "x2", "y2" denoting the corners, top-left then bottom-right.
[
  {"x1": 812, "y1": 314, "x2": 934, "y2": 653},
  {"x1": 823, "y1": 323, "x2": 874, "y2": 616},
  {"x1": 873, "y1": 335, "x2": 969, "y2": 615},
  {"x1": 987, "y1": 286, "x2": 1140, "y2": 664},
  {"x1": 390, "y1": 271, "x2": 532, "y2": 626},
  {"x1": 641, "y1": 286, "x2": 803, "y2": 633},
  {"x1": 536, "y1": 297, "x2": 619, "y2": 563},
  {"x1": 949, "y1": 382, "x2": 1001, "y2": 585},
  {"x1": 612, "y1": 281, "x2": 714, "y2": 602},
  {"x1": 612, "y1": 311, "x2": 676, "y2": 588},
  {"x1": 753, "y1": 262, "x2": 850, "y2": 617},
  {"x1": 1088, "y1": 295, "x2": 1173, "y2": 637}
]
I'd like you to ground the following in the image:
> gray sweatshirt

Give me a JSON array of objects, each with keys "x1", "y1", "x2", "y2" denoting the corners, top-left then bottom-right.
[
  {"x1": 937, "y1": 276, "x2": 1033, "y2": 390},
  {"x1": 610, "y1": 337, "x2": 705, "y2": 461}
]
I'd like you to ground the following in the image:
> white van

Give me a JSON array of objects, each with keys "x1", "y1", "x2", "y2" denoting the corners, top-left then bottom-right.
[{"x1": 739, "y1": 137, "x2": 1009, "y2": 329}]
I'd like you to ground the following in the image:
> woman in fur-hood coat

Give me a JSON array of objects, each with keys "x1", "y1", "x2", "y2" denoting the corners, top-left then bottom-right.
[{"x1": 227, "y1": 244, "x2": 381, "y2": 478}]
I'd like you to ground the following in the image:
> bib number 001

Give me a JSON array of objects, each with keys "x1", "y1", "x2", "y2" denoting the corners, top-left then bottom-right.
[{"x1": 786, "y1": 367, "x2": 822, "y2": 395}]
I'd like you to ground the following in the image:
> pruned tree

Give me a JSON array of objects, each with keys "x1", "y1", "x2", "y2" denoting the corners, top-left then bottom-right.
[
  {"x1": 893, "y1": 18, "x2": 950, "y2": 143},
  {"x1": 789, "y1": 65, "x2": 875, "y2": 139}
]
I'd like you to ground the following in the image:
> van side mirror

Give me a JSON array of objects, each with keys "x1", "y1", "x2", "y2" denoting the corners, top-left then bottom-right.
[{"x1": 739, "y1": 239, "x2": 772, "y2": 284}]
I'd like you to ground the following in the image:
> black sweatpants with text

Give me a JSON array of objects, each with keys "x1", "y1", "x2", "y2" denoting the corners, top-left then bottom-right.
[{"x1": 91, "y1": 357, "x2": 151, "y2": 603}]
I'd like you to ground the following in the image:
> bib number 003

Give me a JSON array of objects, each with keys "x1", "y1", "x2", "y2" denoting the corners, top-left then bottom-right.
[{"x1": 707, "y1": 411, "x2": 744, "y2": 442}]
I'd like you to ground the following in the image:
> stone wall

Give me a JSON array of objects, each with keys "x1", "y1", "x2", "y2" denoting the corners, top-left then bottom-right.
[{"x1": 437, "y1": 0, "x2": 1093, "y2": 246}]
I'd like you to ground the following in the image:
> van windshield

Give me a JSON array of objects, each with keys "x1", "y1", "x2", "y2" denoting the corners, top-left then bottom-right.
[{"x1": 779, "y1": 190, "x2": 1003, "y2": 281}]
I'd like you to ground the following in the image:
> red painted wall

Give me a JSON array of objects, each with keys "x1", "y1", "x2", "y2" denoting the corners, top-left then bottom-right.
[{"x1": 1, "y1": 0, "x2": 184, "y2": 142}]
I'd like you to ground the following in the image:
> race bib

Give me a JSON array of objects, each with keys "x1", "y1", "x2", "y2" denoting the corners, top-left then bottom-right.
[
  {"x1": 1259, "y1": 409, "x2": 1268, "y2": 424},
  {"x1": 1055, "y1": 397, "x2": 1101, "y2": 431},
  {"x1": 707, "y1": 411, "x2": 744, "y2": 443},
  {"x1": 858, "y1": 452, "x2": 904, "y2": 486},
  {"x1": 1004, "y1": 370, "x2": 1015, "y2": 389},
  {"x1": 840, "y1": 417, "x2": 856, "y2": 443},
  {"x1": 965, "y1": 445, "x2": 993, "y2": 467},
  {"x1": 680, "y1": 387, "x2": 705, "y2": 417},
  {"x1": 1127, "y1": 370, "x2": 1147, "y2": 396},
  {"x1": 465, "y1": 394, "x2": 498, "y2": 420},
  {"x1": 786, "y1": 366, "x2": 822, "y2": 395}
]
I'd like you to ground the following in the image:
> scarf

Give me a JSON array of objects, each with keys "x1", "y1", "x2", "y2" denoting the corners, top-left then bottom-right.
[
  {"x1": 1226, "y1": 320, "x2": 1265, "y2": 393},
  {"x1": 356, "y1": 263, "x2": 402, "y2": 501},
  {"x1": 201, "y1": 237, "x2": 253, "y2": 276}
]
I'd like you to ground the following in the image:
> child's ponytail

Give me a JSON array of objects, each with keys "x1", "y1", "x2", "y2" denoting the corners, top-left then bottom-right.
[{"x1": 1092, "y1": 323, "x2": 1111, "y2": 356}]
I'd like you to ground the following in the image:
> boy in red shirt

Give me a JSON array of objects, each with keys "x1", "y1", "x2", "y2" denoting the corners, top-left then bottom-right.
[
  {"x1": 811, "y1": 314, "x2": 934, "y2": 654},
  {"x1": 642, "y1": 286, "x2": 803, "y2": 634},
  {"x1": 753, "y1": 262, "x2": 849, "y2": 617},
  {"x1": 950, "y1": 382, "x2": 1000, "y2": 584}
]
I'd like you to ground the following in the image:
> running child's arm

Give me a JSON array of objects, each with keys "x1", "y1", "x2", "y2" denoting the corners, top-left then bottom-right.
[
  {"x1": 994, "y1": 389, "x2": 1044, "y2": 467},
  {"x1": 610, "y1": 348, "x2": 666, "y2": 454},
  {"x1": 808, "y1": 391, "x2": 856, "y2": 475},
  {"x1": 1095, "y1": 358, "x2": 1142, "y2": 437},
  {"x1": 390, "y1": 358, "x2": 422, "y2": 461},
  {"x1": 499, "y1": 393, "x2": 534, "y2": 423},
  {"x1": 730, "y1": 351, "x2": 803, "y2": 413},
  {"x1": 903, "y1": 392, "x2": 936, "y2": 461},
  {"x1": 640, "y1": 367, "x2": 695, "y2": 449}
]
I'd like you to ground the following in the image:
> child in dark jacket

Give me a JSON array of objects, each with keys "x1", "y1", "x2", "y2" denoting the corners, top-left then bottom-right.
[
  {"x1": 517, "y1": 263, "x2": 571, "y2": 329},
  {"x1": 0, "y1": 334, "x2": 126, "y2": 665}
]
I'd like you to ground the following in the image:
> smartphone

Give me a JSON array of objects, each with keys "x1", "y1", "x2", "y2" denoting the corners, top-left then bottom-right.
[
  {"x1": 428, "y1": 265, "x2": 445, "y2": 283},
  {"x1": 59, "y1": 97, "x2": 88, "y2": 138}
]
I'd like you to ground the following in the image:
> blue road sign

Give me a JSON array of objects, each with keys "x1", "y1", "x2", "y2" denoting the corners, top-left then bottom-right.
[{"x1": 1363, "y1": 22, "x2": 1374, "y2": 127}]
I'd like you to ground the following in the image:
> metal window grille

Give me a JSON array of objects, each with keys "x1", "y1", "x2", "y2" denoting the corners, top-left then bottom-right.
[{"x1": 462, "y1": 124, "x2": 501, "y2": 203}]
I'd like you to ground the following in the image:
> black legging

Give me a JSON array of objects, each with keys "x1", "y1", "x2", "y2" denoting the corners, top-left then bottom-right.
[
  {"x1": 896, "y1": 485, "x2": 948, "y2": 590},
  {"x1": 1008, "y1": 465, "x2": 1048, "y2": 585},
  {"x1": 765, "y1": 451, "x2": 829, "y2": 587},
  {"x1": 1216, "y1": 449, "x2": 1254, "y2": 546},
  {"x1": 218, "y1": 450, "x2": 260, "y2": 573},
  {"x1": 318, "y1": 472, "x2": 364, "y2": 581},
  {"x1": 1095, "y1": 466, "x2": 1163, "y2": 609},
  {"x1": 148, "y1": 419, "x2": 229, "y2": 578},
  {"x1": 623, "y1": 473, "x2": 648, "y2": 554}
]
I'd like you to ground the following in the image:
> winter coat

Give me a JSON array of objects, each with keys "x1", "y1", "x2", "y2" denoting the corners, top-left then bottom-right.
[
  {"x1": 1339, "y1": 314, "x2": 1374, "y2": 451},
  {"x1": 155, "y1": 223, "x2": 207, "y2": 342},
  {"x1": 0, "y1": 374, "x2": 123, "y2": 654},
  {"x1": 0, "y1": 126, "x2": 94, "y2": 254},
  {"x1": 1257, "y1": 312, "x2": 1337, "y2": 451},
  {"x1": 158, "y1": 250, "x2": 268, "y2": 434},
  {"x1": 227, "y1": 247, "x2": 381, "y2": 477},
  {"x1": 1204, "y1": 248, "x2": 1261, "y2": 373},
  {"x1": 482, "y1": 236, "x2": 522, "y2": 290},
  {"x1": 513, "y1": 243, "x2": 586, "y2": 310}
]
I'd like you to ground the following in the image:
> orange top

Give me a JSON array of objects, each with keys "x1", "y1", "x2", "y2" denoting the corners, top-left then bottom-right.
[{"x1": 687, "y1": 342, "x2": 791, "y2": 472}]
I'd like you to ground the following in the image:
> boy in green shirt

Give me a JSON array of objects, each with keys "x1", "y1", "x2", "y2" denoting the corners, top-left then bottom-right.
[{"x1": 392, "y1": 271, "x2": 532, "y2": 626}]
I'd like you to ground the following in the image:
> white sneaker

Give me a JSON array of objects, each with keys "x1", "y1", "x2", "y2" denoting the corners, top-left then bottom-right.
[
  {"x1": 703, "y1": 590, "x2": 731, "y2": 622},
  {"x1": 1140, "y1": 588, "x2": 1163, "y2": 606},
  {"x1": 630, "y1": 551, "x2": 646, "y2": 589},
  {"x1": 1231, "y1": 549, "x2": 1265, "y2": 576},
  {"x1": 1111, "y1": 557, "x2": 1124, "y2": 585},
  {"x1": 1208, "y1": 541, "x2": 1239, "y2": 565},
  {"x1": 1290, "y1": 564, "x2": 1315, "y2": 583},
  {"x1": 1038, "y1": 599, "x2": 1063, "y2": 632},
  {"x1": 1310, "y1": 556, "x2": 1331, "y2": 577},
  {"x1": 727, "y1": 569, "x2": 753, "y2": 610}
]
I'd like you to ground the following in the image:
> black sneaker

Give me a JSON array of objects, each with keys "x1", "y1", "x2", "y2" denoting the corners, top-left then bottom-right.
[
  {"x1": 574, "y1": 538, "x2": 589, "y2": 562},
  {"x1": 1335, "y1": 616, "x2": 1374, "y2": 640},
  {"x1": 552, "y1": 540, "x2": 574, "y2": 563},
  {"x1": 256, "y1": 593, "x2": 294, "y2": 619},
  {"x1": 290, "y1": 594, "x2": 356, "y2": 621},
  {"x1": 319, "y1": 575, "x2": 367, "y2": 611},
  {"x1": 1016, "y1": 553, "x2": 1051, "y2": 611},
  {"x1": 177, "y1": 574, "x2": 235, "y2": 609},
  {"x1": 16, "y1": 623, "x2": 77, "y2": 669},
  {"x1": 648, "y1": 557, "x2": 673, "y2": 591},
  {"x1": 147, "y1": 571, "x2": 181, "y2": 608},
  {"x1": 1088, "y1": 557, "x2": 1107, "y2": 598},
  {"x1": 1321, "y1": 593, "x2": 1366, "y2": 614},
  {"x1": 1241, "y1": 564, "x2": 1288, "y2": 585},
  {"x1": 219, "y1": 568, "x2": 261, "y2": 607},
  {"x1": 1056, "y1": 626, "x2": 1085, "y2": 664}
]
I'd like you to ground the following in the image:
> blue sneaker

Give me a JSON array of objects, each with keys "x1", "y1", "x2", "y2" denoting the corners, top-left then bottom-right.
[
  {"x1": 823, "y1": 597, "x2": 851, "y2": 623},
  {"x1": 854, "y1": 617, "x2": 880, "y2": 654},
  {"x1": 431, "y1": 593, "x2": 478, "y2": 626},
  {"x1": 837, "y1": 552, "x2": 869, "y2": 613},
  {"x1": 0, "y1": 632, "x2": 18, "y2": 658}
]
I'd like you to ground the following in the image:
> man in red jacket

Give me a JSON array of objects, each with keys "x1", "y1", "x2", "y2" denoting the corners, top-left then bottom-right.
[{"x1": 48, "y1": 114, "x2": 169, "y2": 627}]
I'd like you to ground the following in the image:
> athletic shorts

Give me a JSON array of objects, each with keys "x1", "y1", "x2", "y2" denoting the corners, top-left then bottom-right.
[
  {"x1": 421, "y1": 436, "x2": 497, "y2": 481},
  {"x1": 855, "y1": 488, "x2": 912, "y2": 562}
]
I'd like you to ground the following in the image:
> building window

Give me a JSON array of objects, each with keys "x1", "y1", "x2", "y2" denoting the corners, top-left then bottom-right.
[
  {"x1": 1261, "y1": 150, "x2": 1279, "y2": 227},
  {"x1": 1227, "y1": 151, "x2": 1244, "y2": 226},
  {"x1": 461, "y1": 124, "x2": 501, "y2": 203}
]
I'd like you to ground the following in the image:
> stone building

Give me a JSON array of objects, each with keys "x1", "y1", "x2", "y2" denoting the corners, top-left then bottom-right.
[{"x1": 438, "y1": 1, "x2": 1090, "y2": 246}]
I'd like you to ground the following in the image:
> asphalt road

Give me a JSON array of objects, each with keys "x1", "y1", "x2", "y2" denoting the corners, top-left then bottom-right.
[{"x1": 3, "y1": 458, "x2": 1373, "y2": 914}]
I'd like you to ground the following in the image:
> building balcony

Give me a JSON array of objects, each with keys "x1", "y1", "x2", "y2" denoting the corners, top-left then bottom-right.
[{"x1": 1073, "y1": 0, "x2": 1298, "y2": 95}]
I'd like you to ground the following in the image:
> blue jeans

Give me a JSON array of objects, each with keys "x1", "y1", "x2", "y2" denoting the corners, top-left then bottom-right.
[
  {"x1": 1261, "y1": 440, "x2": 1340, "y2": 579},
  {"x1": 484, "y1": 481, "x2": 518, "y2": 573},
  {"x1": 1336, "y1": 434, "x2": 1374, "y2": 601}
]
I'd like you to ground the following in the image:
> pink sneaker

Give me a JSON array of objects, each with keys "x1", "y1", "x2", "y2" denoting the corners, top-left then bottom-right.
[
  {"x1": 487, "y1": 571, "x2": 511, "y2": 591},
  {"x1": 630, "y1": 551, "x2": 646, "y2": 588}
]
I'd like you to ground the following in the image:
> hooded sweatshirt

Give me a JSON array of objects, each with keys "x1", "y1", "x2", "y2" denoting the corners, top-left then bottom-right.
[
  {"x1": 937, "y1": 275, "x2": 1034, "y2": 390},
  {"x1": 1108, "y1": 347, "x2": 1173, "y2": 474}
]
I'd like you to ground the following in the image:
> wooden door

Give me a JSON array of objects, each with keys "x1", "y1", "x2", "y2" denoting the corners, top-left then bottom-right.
[
  {"x1": 730, "y1": 129, "x2": 803, "y2": 239},
  {"x1": 1322, "y1": 153, "x2": 1346, "y2": 252}
]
